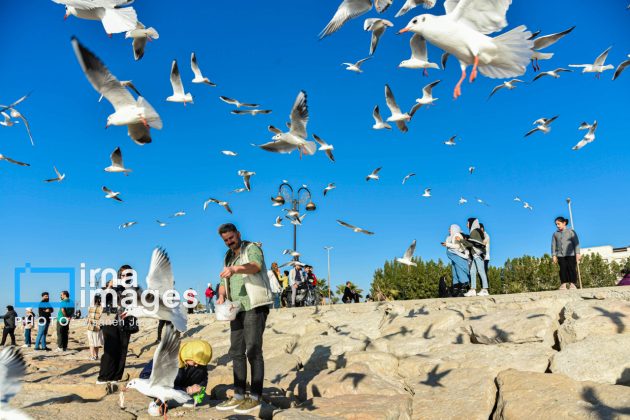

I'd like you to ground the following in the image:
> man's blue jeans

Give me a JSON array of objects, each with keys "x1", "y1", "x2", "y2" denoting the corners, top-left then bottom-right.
[{"x1": 34, "y1": 321, "x2": 50, "y2": 349}]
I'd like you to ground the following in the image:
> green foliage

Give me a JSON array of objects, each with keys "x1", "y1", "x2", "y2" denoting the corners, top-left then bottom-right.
[
  {"x1": 370, "y1": 254, "x2": 629, "y2": 301},
  {"x1": 335, "y1": 281, "x2": 363, "y2": 299}
]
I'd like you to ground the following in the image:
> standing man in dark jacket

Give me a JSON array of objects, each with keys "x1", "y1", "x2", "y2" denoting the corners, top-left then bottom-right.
[
  {"x1": 1, "y1": 305, "x2": 18, "y2": 346},
  {"x1": 34, "y1": 292, "x2": 53, "y2": 351}
]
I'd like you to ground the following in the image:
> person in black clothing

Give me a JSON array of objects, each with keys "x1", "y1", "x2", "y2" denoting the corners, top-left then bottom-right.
[
  {"x1": 1, "y1": 305, "x2": 18, "y2": 346},
  {"x1": 97, "y1": 265, "x2": 138, "y2": 384},
  {"x1": 34, "y1": 292, "x2": 53, "y2": 351},
  {"x1": 342, "y1": 282, "x2": 356, "y2": 304}
]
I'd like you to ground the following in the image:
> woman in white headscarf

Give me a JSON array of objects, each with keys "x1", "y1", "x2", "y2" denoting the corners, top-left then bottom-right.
[{"x1": 442, "y1": 224, "x2": 470, "y2": 295}]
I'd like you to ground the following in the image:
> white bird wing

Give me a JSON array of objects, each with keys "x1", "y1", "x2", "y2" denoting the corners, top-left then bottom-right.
[
  {"x1": 396, "y1": 0, "x2": 436, "y2": 17},
  {"x1": 71, "y1": 37, "x2": 136, "y2": 112},
  {"x1": 53, "y1": 0, "x2": 132, "y2": 9},
  {"x1": 146, "y1": 247, "x2": 175, "y2": 293},
  {"x1": 288, "y1": 91, "x2": 308, "y2": 139},
  {"x1": 337, "y1": 220, "x2": 358, "y2": 230},
  {"x1": 613, "y1": 59, "x2": 630, "y2": 81},
  {"x1": 384, "y1": 84, "x2": 401, "y2": 114},
  {"x1": 372, "y1": 105, "x2": 384, "y2": 123},
  {"x1": 422, "y1": 79, "x2": 440, "y2": 97},
  {"x1": 0, "y1": 346, "x2": 26, "y2": 404},
  {"x1": 533, "y1": 26, "x2": 575, "y2": 51},
  {"x1": 403, "y1": 239, "x2": 417, "y2": 260},
  {"x1": 148, "y1": 324, "x2": 181, "y2": 388},
  {"x1": 320, "y1": 0, "x2": 372, "y2": 39},
  {"x1": 169, "y1": 60, "x2": 185, "y2": 96},
  {"x1": 594, "y1": 46, "x2": 612, "y2": 66},
  {"x1": 190, "y1": 52, "x2": 203, "y2": 79},
  {"x1": 9, "y1": 110, "x2": 34, "y2": 146},
  {"x1": 127, "y1": 122, "x2": 152, "y2": 145},
  {"x1": 444, "y1": 0, "x2": 511, "y2": 34},
  {"x1": 110, "y1": 146, "x2": 123, "y2": 167},
  {"x1": 374, "y1": 0, "x2": 393, "y2": 13},
  {"x1": 258, "y1": 140, "x2": 298, "y2": 154},
  {"x1": 132, "y1": 37, "x2": 147, "y2": 61},
  {"x1": 409, "y1": 34, "x2": 428, "y2": 61}
]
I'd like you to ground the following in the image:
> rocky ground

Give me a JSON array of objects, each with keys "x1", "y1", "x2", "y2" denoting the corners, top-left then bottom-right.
[{"x1": 7, "y1": 286, "x2": 630, "y2": 419}]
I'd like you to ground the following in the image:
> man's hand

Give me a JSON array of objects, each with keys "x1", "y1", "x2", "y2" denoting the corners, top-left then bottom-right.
[
  {"x1": 576, "y1": 254, "x2": 581, "y2": 263},
  {"x1": 220, "y1": 266, "x2": 235, "y2": 279},
  {"x1": 217, "y1": 295, "x2": 225, "y2": 305},
  {"x1": 186, "y1": 384, "x2": 202, "y2": 395},
  {"x1": 552, "y1": 256, "x2": 558, "y2": 264}
]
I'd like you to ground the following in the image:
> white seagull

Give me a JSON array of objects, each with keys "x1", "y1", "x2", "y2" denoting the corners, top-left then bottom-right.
[
  {"x1": 231, "y1": 109, "x2": 272, "y2": 116},
  {"x1": 372, "y1": 105, "x2": 391, "y2": 130},
  {"x1": 203, "y1": 198, "x2": 232, "y2": 214},
  {"x1": 514, "y1": 196, "x2": 522, "y2": 202},
  {"x1": 476, "y1": 197, "x2": 490, "y2": 206},
  {"x1": 72, "y1": 37, "x2": 162, "y2": 145},
  {"x1": 102, "y1": 186, "x2": 122, "y2": 201},
  {"x1": 230, "y1": 187, "x2": 247, "y2": 194},
  {"x1": 125, "y1": 22, "x2": 159, "y2": 61},
  {"x1": 44, "y1": 166, "x2": 65, "y2": 182},
  {"x1": 257, "y1": 91, "x2": 317, "y2": 157},
  {"x1": 523, "y1": 202, "x2": 534, "y2": 210},
  {"x1": 399, "y1": 0, "x2": 533, "y2": 99},
  {"x1": 422, "y1": 188, "x2": 431, "y2": 197},
  {"x1": 532, "y1": 67, "x2": 572, "y2": 82},
  {"x1": 55, "y1": 0, "x2": 138, "y2": 36},
  {"x1": 170, "y1": 211, "x2": 186, "y2": 218},
  {"x1": 395, "y1": 0, "x2": 436, "y2": 18},
  {"x1": 366, "y1": 166, "x2": 382, "y2": 181},
  {"x1": 396, "y1": 240, "x2": 417, "y2": 266},
  {"x1": 2, "y1": 108, "x2": 34, "y2": 146},
  {"x1": 273, "y1": 216, "x2": 283, "y2": 227},
  {"x1": 415, "y1": 79, "x2": 440, "y2": 107},
  {"x1": 342, "y1": 57, "x2": 371, "y2": 73},
  {"x1": 104, "y1": 147, "x2": 132, "y2": 175},
  {"x1": 572, "y1": 120, "x2": 598, "y2": 151},
  {"x1": 282, "y1": 249, "x2": 301, "y2": 258},
  {"x1": 119, "y1": 221, "x2": 137, "y2": 229},
  {"x1": 469, "y1": 166, "x2": 475, "y2": 174},
  {"x1": 237, "y1": 170, "x2": 256, "y2": 191},
  {"x1": 402, "y1": 173, "x2": 416, "y2": 184},
  {"x1": 126, "y1": 325, "x2": 191, "y2": 414},
  {"x1": 221, "y1": 150, "x2": 237, "y2": 156},
  {"x1": 190, "y1": 52, "x2": 216, "y2": 86},
  {"x1": 167, "y1": 60, "x2": 193, "y2": 104},
  {"x1": 324, "y1": 183, "x2": 336, "y2": 196},
  {"x1": 443, "y1": 135, "x2": 457, "y2": 146},
  {"x1": 320, "y1": 0, "x2": 373, "y2": 39},
  {"x1": 364, "y1": 18, "x2": 393, "y2": 55},
  {"x1": 0, "y1": 111, "x2": 17, "y2": 127},
  {"x1": 613, "y1": 55, "x2": 630, "y2": 81},
  {"x1": 219, "y1": 96, "x2": 259, "y2": 108},
  {"x1": 287, "y1": 214, "x2": 306, "y2": 226},
  {"x1": 97, "y1": 80, "x2": 141, "y2": 103},
  {"x1": 399, "y1": 34, "x2": 439, "y2": 76},
  {"x1": 530, "y1": 26, "x2": 575, "y2": 71},
  {"x1": 525, "y1": 115, "x2": 559, "y2": 137},
  {"x1": 384, "y1": 84, "x2": 421, "y2": 133},
  {"x1": 337, "y1": 220, "x2": 374, "y2": 235},
  {"x1": 488, "y1": 79, "x2": 525, "y2": 99},
  {"x1": 459, "y1": 197, "x2": 468, "y2": 205},
  {"x1": 570, "y1": 47, "x2": 614, "y2": 78},
  {"x1": 0, "y1": 347, "x2": 32, "y2": 420},
  {"x1": 313, "y1": 134, "x2": 335, "y2": 162},
  {"x1": 156, "y1": 220, "x2": 167, "y2": 227},
  {"x1": 0, "y1": 153, "x2": 30, "y2": 167},
  {"x1": 122, "y1": 248, "x2": 188, "y2": 332}
]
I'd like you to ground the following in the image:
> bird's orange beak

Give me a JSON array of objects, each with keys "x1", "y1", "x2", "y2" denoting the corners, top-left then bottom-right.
[{"x1": 397, "y1": 27, "x2": 410, "y2": 34}]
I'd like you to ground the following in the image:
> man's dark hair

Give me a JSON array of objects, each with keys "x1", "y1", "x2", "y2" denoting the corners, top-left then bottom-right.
[
  {"x1": 117, "y1": 265, "x2": 133, "y2": 279},
  {"x1": 283, "y1": 270, "x2": 289, "y2": 276},
  {"x1": 467, "y1": 218, "x2": 477, "y2": 229},
  {"x1": 480, "y1": 223, "x2": 485, "y2": 230},
  {"x1": 346, "y1": 281, "x2": 351, "y2": 286},
  {"x1": 41, "y1": 291, "x2": 49, "y2": 297},
  {"x1": 7, "y1": 305, "x2": 14, "y2": 311},
  {"x1": 93, "y1": 294, "x2": 102, "y2": 305},
  {"x1": 218, "y1": 223, "x2": 238, "y2": 235},
  {"x1": 61, "y1": 290, "x2": 70, "y2": 298}
]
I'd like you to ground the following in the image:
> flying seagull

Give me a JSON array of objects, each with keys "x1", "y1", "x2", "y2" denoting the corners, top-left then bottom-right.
[
  {"x1": 71, "y1": 37, "x2": 162, "y2": 145},
  {"x1": 468, "y1": 166, "x2": 475, "y2": 174},
  {"x1": 532, "y1": 68, "x2": 572, "y2": 82},
  {"x1": 44, "y1": 166, "x2": 65, "y2": 182},
  {"x1": 372, "y1": 105, "x2": 391, "y2": 130},
  {"x1": 366, "y1": 166, "x2": 382, "y2": 181},
  {"x1": 104, "y1": 147, "x2": 132, "y2": 175},
  {"x1": 523, "y1": 202, "x2": 534, "y2": 210},
  {"x1": 399, "y1": 34, "x2": 439, "y2": 76},
  {"x1": 230, "y1": 187, "x2": 247, "y2": 194},
  {"x1": 525, "y1": 115, "x2": 559, "y2": 137},
  {"x1": 569, "y1": 47, "x2": 614, "y2": 78},
  {"x1": 0, "y1": 347, "x2": 31, "y2": 420},
  {"x1": 488, "y1": 79, "x2": 525, "y2": 99},
  {"x1": 395, "y1": 0, "x2": 436, "y2": 18},
  {"x1": 237, "y1": 170, "x2": 255, "y2": 191},
  {"x1": 119, "y1": 221, "x2": 137, "y2": 229},
  {"x1": 231, "y1": 109, "x2": 272, "y2": 116},
  {"x1": 102, "y1": 186, "x2": 122, "y2": 201},
  {"x1": 476, "y1": 197, "x2": 490, "y2": 206},
  {"x1": 190, "y1": 52, "x2": 216, "y2": 86},
  {"x1": 313, "y1": 134, "x2": 335, "y2": 162},
  {"x1": 415, "y1": 80, "x2": 440, "y2": 107},
  {"x1": 273, "y1": 216, "x2": 283, "y2": 227},
  {"x1": 156, "y1": 220, "x2": 167, "y2": 227},
  {"x1": 219, "y1": 96, "x2": 258, "y2": 108},
  {"x1": 337, "y1": 219, "x2": 374, "y2": 235},
  {"x1": 170, "y1": 211, "x2": 186, "y2": 218},
  {"x1": 203, "y1": 198, "x2": 232, "y2": 213},
  {"x1": 56, "y1": 0, "x2": 138, "y2": 35},
  {"x1": 384, "y1": 84, "x2": 421, "y2": 133},
  {"x1": 126, "y1": 325, "x2": 191, "y2": 414},
  {"x1": 396, "y1": 239, "x2": 417, "y2": 266},
  {"x1": 530, "y1": 26, "x2": 575, "y2": 71},
  {"x1": 2, "y1": 108, "x2": 34, "y2": 146},
  {"x1": 572, "y1": 120, "x2": 598, "y2": 150},
  {"x1": 342, "y1": 57, "x2": 371, "y2": 73},
  {"x1": 0, "y1": 153, "x2": 30, "y2": 167},
  {"x1": 458, "y1": 197, "x2": 468, "y2": 205},
  {"x1": 323, "y1": 183, "x2": 336, "y2": 196},
  {"x1": 364, "y1": 18, "x2": 393, "y2": 55},
  {"x1": 282, "y1": 249, "x2": 301, "y2": 258},
  {"x1": 320, "y1": 0, "x2": 373, "y2": 39},
  {"x1": 98, "y1": 80, "x2": 141, "y2": 102},
  {"x1": 221, "y1": 150, "x2": 237, "y2": 156},
  {"x1": 0, "y1": 111, "x2": 17, "y2": 127},
  {"x1": 125, "y1": 22, "x2": 159, "y2": 61},
  {"x1": 402, "y1": 173, "x2": 416, "y2": 184},
  {"x1": 613, "y1": 55, "x2": 630, "y2": 81},
  {"x1": 167, "y1": 60, "x2": 193, "y2": 104},
  {"x1": 422, "y1": 188, "x2": 431, "y2": 197},
  {"x1": 443, "y1": 135, "x2": 457, "y2": 146}
]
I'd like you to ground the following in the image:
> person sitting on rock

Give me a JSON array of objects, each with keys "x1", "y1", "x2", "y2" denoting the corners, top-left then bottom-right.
[
  {"x1": 140, "y1": 339, "x2": 212, "y2": 416},
  {"x1": 342, "y1": 282, "x2": 356, "y2": 304}
]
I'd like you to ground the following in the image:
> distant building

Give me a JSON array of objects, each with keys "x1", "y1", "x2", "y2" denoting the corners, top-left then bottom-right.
[{"x1": 581, "y1": 245, "x2": 630, "y2": 264}]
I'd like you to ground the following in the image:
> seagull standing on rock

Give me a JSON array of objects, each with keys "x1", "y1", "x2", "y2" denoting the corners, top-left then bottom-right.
[{"x1": 398, "y1": 0, "x2": 533, "y2": 99}]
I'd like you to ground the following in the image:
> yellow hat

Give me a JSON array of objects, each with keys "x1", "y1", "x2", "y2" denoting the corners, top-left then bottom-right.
[{"x1": 178, "y1": 339, "x2": 212, "y2": 368}]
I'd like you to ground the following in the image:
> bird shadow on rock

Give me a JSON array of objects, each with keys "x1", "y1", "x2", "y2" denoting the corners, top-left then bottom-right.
[
  {"x1": 341, "y1": 372, "x2": 367, "y2": 388},
  {"x1": 23, "y1": 393, "x2": 104, "y2": 408},
  {"x1": 183, "y1": 324, "x2": 207, "y2": 338},
  {"x1": 617, "y1": 368, "x2": 630, "y2": 386},
  {"x1": 581, "y1": 386, "x2": 630, "y2": 418},
  {"x1": 382, "y1": 326, "x2": 414, "y2": 340},
  {"x1": 594, "y1": 306, "x2": 627, "y2": 333},
  {"x1": 406, "y1": 306, "x2": 429, "y2": 318},
  {"x1": 420, "y1": 365, "x2": 452, "y2": 388}
]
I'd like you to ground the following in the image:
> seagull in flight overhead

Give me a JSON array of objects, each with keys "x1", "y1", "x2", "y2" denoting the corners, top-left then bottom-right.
[
  {"x1": 125, "y1": 22, "x2": 159, "y2": 61},
  {"x1": 190, "y1": 52, "x2": 216, "y2": 86},
  {"x1": 402, "y1": 173, "x2": 416, "y2": 184},
  {"x1": 104, "y1": 147, "x2": 132, "y2": 175},
  {"x1": 443, "y1": 135, "x2": 457, "y2": 146},
  {"x1": 323, "y1": 183, "x2": 336, "y2": 196},
  {"x1": 219, "y1": 96, "x2": 259, "y2": 108},
  {"x1": 523, "y1": 202, "x2": 534, "y2": 210},
  {"x1": 422, "y1": 188, "x2": 431, "y2": 197},
  {"x1": 364, "y1": 18, "x2": 393, "y2": 55},
  {"x1": 395, "y1": 0, "x2": 436, "y2": 18},
  {"x1": 203, "y1": 198, "x2": 232, "y2": 214},
  {"x1": 0, "y1": 111, "x2": 17, "y2": 127},
  {"x1": 572, "y1": 120, "x2": 598, "y2": 150},
  {"x1": 569, "y1": 47, "x2": 614, "y2": 78},
  {"x1": 119, "y1": 221, "x2": 137, "y2": 229},
  {"x1": 399, "y1": 35, "x2": 439, "y2": 76},
  {"x1": 366, "y1": 167, "x2": 382, "y2": 181},
  {"x1": 273, "y1": 216, "x2": 283, "y2": 227},
  {"x1": 372, "y1": 105, "x2": 391, "y2": 130},
  {"x1": 384, "y1": 84, "x2": 421, "y2": 133},
  {"x1": 102, "y1": 186, "x2": 123, "y2": 201},
  {"x1": 319, "y1": 0, "x2": 376, "y2": 39},
  {"x1": 0, "y1": 347, "x2": 31, "y2": 420},
  {"x1": 170, "y1": 211, "x2": 186, "y2": 218},
  {"x1": 458, "y1": 197, "x2": 468, "y2": 205},
  {"x1": 44, "y1": 166, "x2": 65, "y2": 182},
  {"x1": 231, "y1": 109, "x2": 272, "y2": 116},
  {"x1": 237, "y1": 170, "x2": 256, "y2": 191},
  {"x1": 2, "y1": 108, "x2": 34, "y2": 146},
  {"x1": 613, "y1": 55, "x2": 630, "y2": 81},
  {"x1": 337, "y1": 219, "x2": 374, "y2": 235},
  {"x1": 342, "y1": 57, "x2": 371, "y2": 73},
  {"x1": 415, "y1": 80, "x2": 440, "y2": 107},
  {"x1": 71, "y1": 37, "x2": 162, "y2": 146},
  {"x1": 468, "y1": 166, "x2": 475, "y2": 174},
  {"x1": 530, "y1": 26, "x2": 575, "y2": 71},
  {"x1": 0, "y1": 153, "x2": 30, "y2": 167},
  {"x1": 167, "y1": 60, "x2": 193, "y2": 104},
  {"x1": 525, "y1": 116, "x2": 559, "y2": 137},
  {"x1": 221, "y1": 150, "x2": 237, "y2": 156},
  {"x1": 532, "y1": 68, "x2": 572, "y2": 82},
  {"x1": 488, "y1": 79, "x2": 525, "y2": 99},
  {"x1": 313, "y1": 134, "x2": 335, "y2": 162},
  {"x1": 476, "y1": 197, "x2": 489, "y2": 206},
  {"x1": 396, "y1": 239, "x2": 417, "y2": 266},
  {"x1": 55, "y1": 0, "x2": 138, "y2": 35},
  {"x1": 156, "y1": 220, "x2": 167, "y2": 227}
]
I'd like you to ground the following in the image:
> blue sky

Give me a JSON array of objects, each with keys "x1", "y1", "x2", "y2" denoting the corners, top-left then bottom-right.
[{"x1": 0, "y1": 0, "x2": 628, "y2": 310}]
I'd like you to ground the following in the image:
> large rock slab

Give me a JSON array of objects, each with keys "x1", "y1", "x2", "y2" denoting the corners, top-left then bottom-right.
[
  {"x1": 467, "y1": 306, "x2": 557, "y2": 345},
  {"x1": 273, "y1": 394, "x2": 413, "y2": 420},
  {"x1": 494, "y1": 369, "x2": 630, "y2": 419},
  {"x1": 292, "y1": 332, "x2": 369, "y2": 372},
  {"x1": 550, "y1": 334, "x2": 630, "y2": 385},
  {"x1": 558, "y1": 300, "x2": 630, "y2": 348}
]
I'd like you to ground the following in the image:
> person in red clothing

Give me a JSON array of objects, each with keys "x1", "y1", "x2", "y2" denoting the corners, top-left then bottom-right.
[
  {"x1": 205, "y1": 283, "x2": 215, "y2": 313},
  {"x1": 304, "y1": 266, "x2": 317, "y2": 286}
]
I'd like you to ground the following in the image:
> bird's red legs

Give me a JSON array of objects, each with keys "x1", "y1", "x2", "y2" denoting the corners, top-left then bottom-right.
[
  {"x1": 141, "y1": 117, "x2": 149, "y2": 128},
  {"x1": 453, "y1": 67, "x2": 467, "y2": 99},
  {"x1": 423, "y1": 68, "x2": 428, "y2": 77},
  {"x1": 469, "y1": 56, "x2": 479, "y2": 83}
]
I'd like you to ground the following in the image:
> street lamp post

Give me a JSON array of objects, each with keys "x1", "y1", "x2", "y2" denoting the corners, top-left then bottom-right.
[
  {"x1": 324, "y1": 246, "x2": 333, "y2": 305},
  {"x1": 272, "y1": 182, "x2": 316, "y2": 255}
]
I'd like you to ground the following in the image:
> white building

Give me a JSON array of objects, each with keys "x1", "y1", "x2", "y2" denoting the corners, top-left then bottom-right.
[{"x1": 581, "y1": 245, "x2": 630, "y2": 264}]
